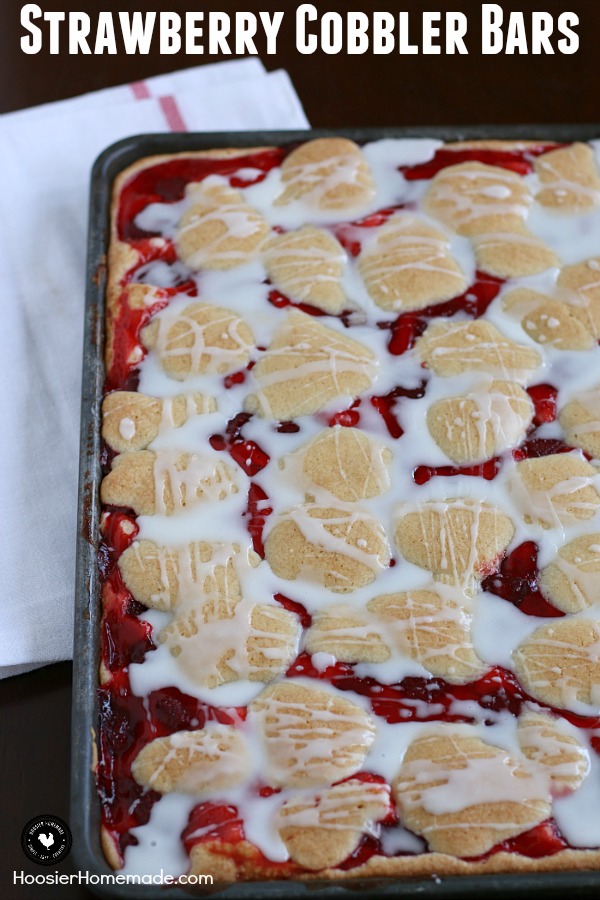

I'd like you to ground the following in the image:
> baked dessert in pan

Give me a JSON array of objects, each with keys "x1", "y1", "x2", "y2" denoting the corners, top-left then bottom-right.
[{"x1": 98, "y1": 134, "x2": 600, "y2": 882}]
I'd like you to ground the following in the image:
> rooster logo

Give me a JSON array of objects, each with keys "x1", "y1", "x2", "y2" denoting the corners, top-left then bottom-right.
[
  {"x1": 38, "y1": 833, "x2": 55, "y2": 850},
  {"x1": 22, "y1": 815, "x2": 71, "y2": 865}
]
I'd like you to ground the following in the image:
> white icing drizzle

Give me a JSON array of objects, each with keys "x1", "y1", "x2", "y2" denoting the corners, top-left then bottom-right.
[
  {"x1": 561, "y1": 387, "x2": 600, "y2": 449},
  {"x1": 124, "y1": 794, "x2": 197, "y2": 877},
  {"x1": 428, "y1": 164, "x2": 531, "y2": 227},
  {"x1": 290, "y1": 423, "x2": 391, "y2": 502},
  {"x1": 249, "y1": 685, "x2": 376, "y2": 789},
  {"x1": 394, "y1": 496, "x2": 509, "y2": 592},
  {"x1": 517, "y1": 713, "x2": 591, "y2": 789},
  {"x1": 508, "y1": 451, "x2": 600, "y2": 531},
  {"x1": 140, "y1": 726, "x2": 248, "y2": 793},
  {"x1": 263, "y1": 228, "x2": 346, "y2": 302},
  {"x1": 249, "y1": 315, "x2": 378, "y2": 418},
  {"x1": 513, "y1": 614, "x2": 600, "y2": 715},
  {"x1": 161, "y1": 597, "x2": 300, "y2": 688},
  {"x1": 157, "y1": 393, "x2": 213, "y2": 439},
  {"x1": 306, "y1": 585, "x2": 483, "y2": 684},
  {"x1": 127, "y1": 539, "x2": 242, "y2": 611},
  {"x1": 429, "y1": 377, "x2": 533, "y2": 462},
  {"x1": 119, "y1": 416, "x2": 136, "y2": 441},
  {"x1": 472, "y1": 591, "x2": 550, "y2": 670},
  {"x1": 276, "y1": 778, "x2": 390, "y2": 835},
  {"x1": 554, "y1": 745, "x2": 600, "y2": 846},
  {"x1": 176, "y1": 176, "x2": 267, "y2": 269},
  {"x1": 276, "y1": 150, "x2": 372, "y2": 210},
  {"x1": 399, "y1": 736, "x2": 548, "y2": 818},
  {"x1": 550, "y1": 542, "x2": 600, "y2": 610},
  {"x1": 357, "y1": 213, "x2": 467, "y2": 309},
  {"x1": 276, "y1": 503, "x2": 389, "y2": 579},
  {"x1": 152, "y1": 301, "x2": 253, "y2": 378},
  {"x1": 152, "y1": 449, "x2": 238, "y2": 515}
]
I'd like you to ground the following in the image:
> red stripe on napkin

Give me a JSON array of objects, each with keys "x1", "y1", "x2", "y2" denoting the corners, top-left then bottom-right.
[
  {"x1": 159, "y1": 95, "x2": 188, "y2": 132},
  {"x1": 130, "y1": 81, "x2": 151, "y2": 100}
]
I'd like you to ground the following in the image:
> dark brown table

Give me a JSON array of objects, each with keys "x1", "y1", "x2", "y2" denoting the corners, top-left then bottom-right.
[{"x1": 1, "y1": 0, "x2": 599, "y2": 896}]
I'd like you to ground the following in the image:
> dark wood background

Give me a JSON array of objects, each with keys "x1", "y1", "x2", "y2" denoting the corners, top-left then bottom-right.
[{"x1": 1, "y1": 0, "x2": 599, "y2": 897}]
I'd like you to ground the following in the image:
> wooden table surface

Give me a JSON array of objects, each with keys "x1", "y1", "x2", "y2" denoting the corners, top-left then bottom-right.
[{"x1": 1, "y1": 0, "x2": 599, "y2": 897}]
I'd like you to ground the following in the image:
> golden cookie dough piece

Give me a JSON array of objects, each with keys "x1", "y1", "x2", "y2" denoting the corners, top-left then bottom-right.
[
  {"x1": 102, "y1": 391, "x2": 216, "y2": 453},
  {"x1": 395, "y1": 500, "x2": 514, "y2": 589},
  {"x1": 393, "y1": 731, "x2": 550, "y2": 857},
  {"x1": 557, "y1": 258, "x2": 600, "y2": 339},
  {"x1": 357, "y1": 213, "x2": 467, "y2": 312},
  {"x1": 471, "y1": 229, "x2": 558, "y2": 279},
  {"x1": 263, "y1": 226, "x2": 347, "y2": 313},
  {"x1": 306, "y1": 589, "x2": 486, "y2": 684},
  {"x1": 277, "y1": 779, "x2": 391, "y2": 870},
  {"x1": 141, "y1": 302, "x2": 254, "y2": 380},
  {"x1": 427, "y1": 380, "x2": 533, "y2": 464},
  {"x1": 301, "y1": 426, "x2": 392, "y2": 502},
  {"x1": 444, "y1": 140, "x2": 550, "y2": 151},
  {"x1": 275, "y1": 137, "x2": 375, "y2": 211},
  {"x1": 131, "y1": 726, "x2": 249, "y2": 794},
  {"x1": 416, "y1": 319, "x2": 541, "y2": 379},
  {"x1": 118, "y1": 539, "x2": 242, "y2": 612},
  {"x1": 187, "y1": 841, "x2": 287, "y2": 882},
  {"x1": 560, "y1": 390, "x2": 600, "y2": 458},
  {"x1": 245, "y1": 310, "x2": 377, "y2": 419},
  {"x1": 100, "y1": 449, "x2": 238, "y2": 516},
  {"x1": 424, "y1": 162, "x2": 532, "y2": 237},
  {"x1": 517, "y1": 710, "x2": 590, "y2": 794},
  {"x1": 175, "y1": 180, "x2": 269, "y2": 270},
  {"x1": 539, "y1": 533, "x2": 600, "y2": 613},
  {"x1": 424, "y1": 161, "x2": 556, "y2": 277},
  {"x1": 244, "y1": 604, "x2": 301, "y2": 682},
  {"x1": 249, "y1": 681, "x2": 376, "y2": 787},
  {"x1": 510, "y1": 453, "x2": 600, "y2": 529},
  {"x1": 264, "y1": 504, "x2": 390, "y2": 593},
  {"x1": 502, "y1": 289, "x2": 595, "y2": 351},
  {"x1": 367, "y1": 590, "x2": 486, "y2": 683},
  {"x1": 513, "y1": 618, "x2": 600, "y2": 712},
  {"x1": 535, "y1": 143, "x2": 600, "y2": 211},
  {"x1": 160, "y1": 601, "x2": 301, "y2": 689},
  {"x1": 305, "y1": 604, "x2": 389, "y2": 663}
]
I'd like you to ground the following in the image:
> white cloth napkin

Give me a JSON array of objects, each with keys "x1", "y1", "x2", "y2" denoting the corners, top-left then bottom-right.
[{"x1": 0, "y1": 60, "x2": 309, "y2": 678}]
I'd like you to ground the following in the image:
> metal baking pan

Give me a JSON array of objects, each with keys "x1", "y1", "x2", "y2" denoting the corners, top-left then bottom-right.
[{"x1": 72, "y1": 125, "x2": 600, "y2": 898}]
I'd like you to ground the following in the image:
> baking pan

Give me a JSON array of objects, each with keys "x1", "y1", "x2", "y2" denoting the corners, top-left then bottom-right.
[{"x1": 72, "y1": 125, "x2": 600, "y2": 898}]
